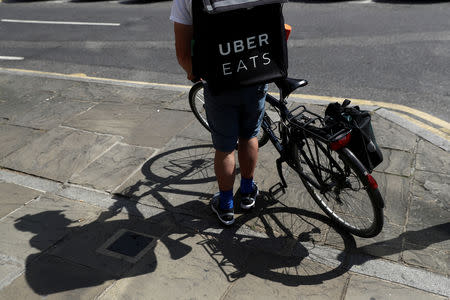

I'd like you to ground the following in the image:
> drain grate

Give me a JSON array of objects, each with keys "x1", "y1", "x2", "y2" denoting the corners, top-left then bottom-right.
[
  {"x1": 97, "y1": 229, "x2": 157, "y2": 263},
  {"x1": 107, "y1": 231, "x2": 155, "y2": 257}
]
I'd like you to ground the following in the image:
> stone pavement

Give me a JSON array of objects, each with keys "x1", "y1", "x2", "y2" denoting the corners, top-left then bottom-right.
[{"x1": 0, "y1": 72, "x2": 449, "y2": 299}]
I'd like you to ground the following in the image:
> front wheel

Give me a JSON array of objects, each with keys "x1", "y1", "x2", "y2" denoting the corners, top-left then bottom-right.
[
  {"x1": 291, "y1": 137, "x2": 384, "y2": 238},
  {"x1": 188, "y1": 81, "x2": 269, "y2": 148}
]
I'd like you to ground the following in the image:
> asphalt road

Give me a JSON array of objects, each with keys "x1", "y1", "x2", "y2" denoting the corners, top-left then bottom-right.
[{"x1": 0, "y1": 0, "x2": 449, "y2": 123}]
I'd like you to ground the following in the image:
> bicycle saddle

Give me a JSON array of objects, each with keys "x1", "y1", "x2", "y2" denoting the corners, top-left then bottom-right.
[{"x1": 275, "y1": 78, "x2": 308, "y2": 100}]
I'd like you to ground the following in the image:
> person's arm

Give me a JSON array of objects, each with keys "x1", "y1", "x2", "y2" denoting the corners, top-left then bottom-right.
[{"x1": 174, "y1": 22, "x2": 194, "y2": 81}]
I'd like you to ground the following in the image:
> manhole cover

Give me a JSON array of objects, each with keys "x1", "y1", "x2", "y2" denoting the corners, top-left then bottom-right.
[{"x1": 97, "y1": 229, "x2": 157, "y2": 263}]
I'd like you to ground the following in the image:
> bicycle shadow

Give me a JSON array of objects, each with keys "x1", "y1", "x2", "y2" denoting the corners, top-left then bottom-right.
[
  {"x1": 197, "y1": 196, "x2": 357, "y2": 286},
  {"x1": 14, "y1": 142, "x2": 357, "y2": 295}
]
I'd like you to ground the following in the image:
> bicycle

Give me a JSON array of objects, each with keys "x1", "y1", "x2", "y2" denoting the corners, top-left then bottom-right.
[{"x1": 189, "y1": 78, "x2": 384, "y2": 238}]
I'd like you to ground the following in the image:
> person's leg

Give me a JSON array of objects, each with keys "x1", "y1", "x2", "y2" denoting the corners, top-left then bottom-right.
[
  {"x1": 215, "y1": 149, "x2": 236, "y2": 192},
  {"x1": 237, "y1": 136, "x2": 258, "y2": 180},
  {"x1": 204, "y1": 85, "x2": 240, "y2": 225},
  {"x1": 237, "y1": 84, "x2": 267, "y2": 209}
]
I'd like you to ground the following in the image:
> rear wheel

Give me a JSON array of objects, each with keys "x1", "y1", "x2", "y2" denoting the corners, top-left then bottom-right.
[
  {"x1": 291, "y1": 136, "x2": 383, "y2": 238},
  {"x1": 189, "y1": 81, "x2": 210, "y2": 131},
  {"x1": 188, "y1": 81, "x2": 269, "y2": 148}
]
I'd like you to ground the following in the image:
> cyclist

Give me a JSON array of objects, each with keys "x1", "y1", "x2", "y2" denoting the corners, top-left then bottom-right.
[{"x1": 170, "y1": 0, "x2": 267, "y2": 225}]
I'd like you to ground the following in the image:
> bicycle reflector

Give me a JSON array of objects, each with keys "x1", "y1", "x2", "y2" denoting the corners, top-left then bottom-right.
[
  {"x1": 284, "y1": 24, "x2": 292, "y2": 40},
  {"x1": 330, "y1": 133, "x2": 351, "y2": 151},
  {"x1": 366, "y1": 174, "x2": 378, "y2": 190}
]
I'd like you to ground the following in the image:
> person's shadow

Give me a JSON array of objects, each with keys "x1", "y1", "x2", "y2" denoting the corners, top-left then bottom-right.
[{"x1": 14, "y1": 143, "x2": 219, "y2": 295}]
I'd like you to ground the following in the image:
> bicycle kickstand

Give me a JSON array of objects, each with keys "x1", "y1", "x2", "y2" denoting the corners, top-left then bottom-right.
[{"x1": 276, "y1": 158, "x2": 288, "y2": 189}]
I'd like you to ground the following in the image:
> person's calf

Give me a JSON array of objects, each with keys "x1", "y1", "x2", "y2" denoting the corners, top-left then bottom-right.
[{"x1": 214, "y1": 149, "x2": 235, "y2": 191}]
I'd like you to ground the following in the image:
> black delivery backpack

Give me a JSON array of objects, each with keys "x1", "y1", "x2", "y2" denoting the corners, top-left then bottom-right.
[{"x1": 192, "y1": 0, "x2": 289, "y2": 94}]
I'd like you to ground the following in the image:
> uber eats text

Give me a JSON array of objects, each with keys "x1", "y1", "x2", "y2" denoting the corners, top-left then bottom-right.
[{"x1": 218, "y1": 33, "x2": 271, "y2": 76}]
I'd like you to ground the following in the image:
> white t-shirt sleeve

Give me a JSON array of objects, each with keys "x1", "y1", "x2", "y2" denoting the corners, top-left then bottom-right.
[{"x1": 170, "y1": 0, "x2": 193, "y2": 25}]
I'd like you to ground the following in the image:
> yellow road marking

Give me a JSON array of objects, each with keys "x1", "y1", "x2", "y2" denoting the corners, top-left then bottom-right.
[
  {"x1": 0, "y1": 67, "x2": 189, "y2": 89},
  {"x1": 389, "y1": 111, "x2": 450, "y2": 141},
  {"x1": 1, "y1": 67, "x2": 449, "y2": 137},
  {"x1": 289, "y1": 93, "x2": 450, "y2": 132},
  {"x1": 441, "y1": 127, "x2": 450, "y2": 135}
]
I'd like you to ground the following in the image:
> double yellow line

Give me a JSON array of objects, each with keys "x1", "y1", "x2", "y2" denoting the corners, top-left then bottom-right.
[
  {"x1": 289, "y1": 93, "x2": 450, "y2": 141},
  {"x1": 1, "y1": 67, "x2": 449, "y2": 141}
]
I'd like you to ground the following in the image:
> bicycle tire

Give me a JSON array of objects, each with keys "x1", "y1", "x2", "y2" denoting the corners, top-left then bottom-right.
[
  {"x1": 189, "y1": 81, "x2": 210, "y2": 132},
  {"x1": 188, "y1": 82, "x2": 270, "y2": 148},
  {"x1": 291, "y1": 137, "x2": 384, "y2": 238}
]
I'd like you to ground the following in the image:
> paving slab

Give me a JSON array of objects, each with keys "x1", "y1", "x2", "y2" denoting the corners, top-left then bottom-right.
[
  {"x1": 116, "y1": 136, "x2": 217, "y2": 215},
  {"x1": 376, "y1": 148, "x2": 414, "y2": 177},
  {"x1": 326, "y1": 221, "x2": 404, "y2": 262},
  {"x1": 402, "y1": 245, "x2": 449, "y2": 276},
  {"x1": 9, "y1": 98, "x2": 94, "y2": 130},
  {"x1": 64, "y1": 102, "x2": 195, "y2": 148},
  {"x1": 0, "y1": 193, "x2": 102, "y2": 291},
  {"x1": 133, "y1": 88, "x2": 185, "y2": 107},
  {"x1": 413, "y1": 170, "x2": 450, "y2": 209},
  {"x1": 0, "y1": 254, "x2": 23, "y2": 291},
  {"x1": 98, "y1": 232, "x2": 233, "y2": 300},
  {"x1": 162, "y1": 92, "x2": 191, "y2": 111},
  {"x1": 371, "y1": 114, "x2": 418, "y2": 152},
  {"x1": 416, "y1": 139, "x2": 450, "y2": 175},
  {"x1": 63, "y1": 102, "x2": 157, "y2": 138},
  {"x1": 223, "y1": 269, "x2": 347, "y2": 300},
  {"x1": 177, "y1": 115, "x2": 213, "y2": 142},
  {"x1": 64, "y1": 84, "x2": 183, "y2": 105},
  {"x1": 0, "y1": 74, "x2": 152, "y2": 105},
  {"x1": 46, "y1": 211, "x2": 174, "y2": 278},
  {"x1": 0, "y1": 125, "x2": 44, "y2": 160},
  {"x1": 0, "y1": 80, "x2": 57, "y2": 121},
  {"x1": 0, "y1": 127, "x2": 120, "y2": 182},
  {"x1": 0, "y1": 182, "x2": 41, "y2": 219},
  {"x1": 0, "y1": 75, "x2": 101, "y2": 130},
  {"x1": 373, "y1": 172, "x2": 409, "y2": 226},
  {"x1": 405, "y1": 200, "x2": 450, "y2": 251},
  {"x1": 69, "y1": 143, "x2": 156, "y2": 192},
  {"x1": 344, "y1": 273, "x2": 447, "y2": 300},
  {"x1": 407, "y1": 171, "x2": 450, "y2": 253},
  {"x1": 0, "y1": 254, "x2": 114, "y2": 299},
  {"x1": 125, "y1": 109, "x2": 195, "y2": 148},
  {"x1": 0, "y1": 194, "x2": 102, "y2": 262}
]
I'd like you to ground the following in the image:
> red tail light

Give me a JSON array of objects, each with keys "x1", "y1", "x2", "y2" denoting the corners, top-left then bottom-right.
[
  {"x1": 330, "y1": 133, "x2": 351, "y2": 151},
  {"x1": 367, "y1": 174, "x2": 378, "y2": 189},
  {"x1": 285, "y1": 24, "x2": 292, "y2": 40}
]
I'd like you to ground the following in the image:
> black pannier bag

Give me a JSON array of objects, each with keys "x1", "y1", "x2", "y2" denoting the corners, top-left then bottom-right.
[
  {"x1": 192, "y1": 0, "x2": 288, "y2": 94},
  {"x1": 325, "y1": 101, "x2": 383, "y2": 172}
]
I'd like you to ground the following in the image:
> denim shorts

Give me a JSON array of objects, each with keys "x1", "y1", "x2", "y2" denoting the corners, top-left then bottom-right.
[{"x1": 204, "y1": 84, "x2": 268, "y2": 152}]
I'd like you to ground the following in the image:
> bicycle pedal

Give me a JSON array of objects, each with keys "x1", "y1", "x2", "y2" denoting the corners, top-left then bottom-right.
[{"x1": 269, "y1": 182, "x2": 286, "y2": 199}]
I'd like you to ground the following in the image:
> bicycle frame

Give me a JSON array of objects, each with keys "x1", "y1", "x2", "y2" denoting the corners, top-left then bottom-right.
[
  {"x1": 261, "y1": 93, "x2": 348, "y2": 193},
  {"x1": 188, "y1": 80, "x2": 384, "y2": 237}
]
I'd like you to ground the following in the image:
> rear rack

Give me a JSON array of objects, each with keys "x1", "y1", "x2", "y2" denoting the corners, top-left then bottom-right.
[{"x1": 286, "y1": 104, "x2": 350, "y2": 143}]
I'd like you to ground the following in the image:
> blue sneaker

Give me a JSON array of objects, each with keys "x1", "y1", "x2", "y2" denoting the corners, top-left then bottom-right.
[
  {"x1": 210, "y1": 193, "x2": 234, "y2": 226},
  {"x1": 239, "y1": 183, "x2": 258, "y2": 210}
]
